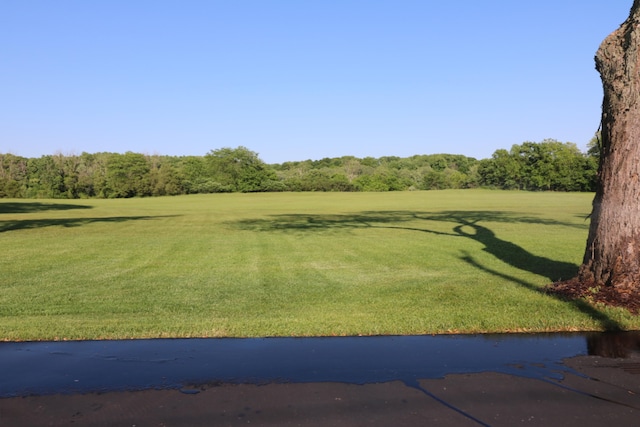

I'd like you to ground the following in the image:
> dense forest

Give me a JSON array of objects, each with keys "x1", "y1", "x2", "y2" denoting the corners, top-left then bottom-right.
[{"x1": 0, "y1": 139, "x2": 598, "y2": 199}]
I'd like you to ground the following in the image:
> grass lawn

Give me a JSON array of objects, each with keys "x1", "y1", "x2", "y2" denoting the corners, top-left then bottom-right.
[{"x1": 1, "y1": 189, "x2": 638, "y2": 341}]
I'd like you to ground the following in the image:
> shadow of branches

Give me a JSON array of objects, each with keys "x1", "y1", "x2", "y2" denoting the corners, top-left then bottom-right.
[
  {"x1": 231, "y1": 210, "x2": 622, "y2": 330},
  {"x1": 460, "y1": 251, "x2": 621, "y2": 331},
  {"x1": 233, "y1": 210, "x2": 587, "y2": 233},
  {"x1": 0, "y1": 215, "x2": 178, "y2": 233},
  {"x1": 0, "y1": 202, "x2": 93, "y2": 214},
  {"x1": 430, "y1": 212, "x2": 579, "y2": 282},
  {"x1": 232, "y1": 210, "x2": 581, "y2": 281}
]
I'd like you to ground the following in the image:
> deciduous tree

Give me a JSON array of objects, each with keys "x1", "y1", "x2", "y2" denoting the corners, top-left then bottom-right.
[{"x1": 549, "y1": 1, "x2": 640, "y2": 312}]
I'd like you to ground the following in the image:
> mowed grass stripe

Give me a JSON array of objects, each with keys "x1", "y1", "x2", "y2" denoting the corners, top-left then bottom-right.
[{"x1": 1, "y1": 190, "x2": 637, "y2": 341}]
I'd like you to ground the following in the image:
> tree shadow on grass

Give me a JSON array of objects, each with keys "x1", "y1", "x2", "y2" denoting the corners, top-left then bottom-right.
[
  {"x1": 0, "y1": 202, "x2": 93, "y2": 214},
  {"x1": 233, "y1": 210, "x2": 580, "y2": 282},
  {"x1": 416, "y1": 211, "x2": 580, "y2": 282},
  {"x1": 460, "y1": 252, "x2": 622, "y2": 331},
  {"x1": 0, "y1": 215, "x2": 179, "y2": 233},
  {"x1": 231, "y1": 210, "x2": 622, "y2": 331}
]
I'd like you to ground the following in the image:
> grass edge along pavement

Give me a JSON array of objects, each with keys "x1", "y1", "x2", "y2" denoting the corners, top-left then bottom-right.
[{"x1": 1, "y1": 190, "x2": 638, "y2": 341}]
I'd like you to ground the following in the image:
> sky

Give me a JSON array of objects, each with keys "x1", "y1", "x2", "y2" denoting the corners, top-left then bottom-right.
[{"x1": 1, "y1": 1, "x2": 634, "y2": 164}]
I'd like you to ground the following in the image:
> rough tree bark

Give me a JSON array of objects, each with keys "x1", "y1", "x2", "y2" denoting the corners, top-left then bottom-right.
[{"x1": 549, "y1": 1, "x2": 640, "y2": 312}]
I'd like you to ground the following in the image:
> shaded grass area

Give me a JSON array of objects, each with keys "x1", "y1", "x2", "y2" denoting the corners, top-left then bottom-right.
[
  {"x1": 1, "y1": 190, "x2": 638, "y2": 341},
  {"x1": 0, "y1": 201, "x2": 93, "y2": 214}
]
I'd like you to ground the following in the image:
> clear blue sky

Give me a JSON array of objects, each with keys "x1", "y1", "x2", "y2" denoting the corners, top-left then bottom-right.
[{"x1": 1, "y1": 1, "x2": 633, "y2": 163}]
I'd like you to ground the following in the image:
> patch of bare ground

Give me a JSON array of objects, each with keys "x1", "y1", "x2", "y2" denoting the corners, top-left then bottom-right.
[{"x1": 545, "y1": 279, "x2": 640, "y2": 315}]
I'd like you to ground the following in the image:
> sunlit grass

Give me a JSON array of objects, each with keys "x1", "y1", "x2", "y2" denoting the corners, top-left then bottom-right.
[{"x1": 1, "y1": 190, "x2": 638, "y2": 341}]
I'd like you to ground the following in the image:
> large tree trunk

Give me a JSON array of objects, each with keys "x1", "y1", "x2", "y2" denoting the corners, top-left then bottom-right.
[{"x1": 562, "y1": 0, "x2": 640, "y2": 311}]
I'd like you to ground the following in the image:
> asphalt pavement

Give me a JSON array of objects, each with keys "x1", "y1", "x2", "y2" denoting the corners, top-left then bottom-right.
[{"x1": 1, "y1": 333, "x2": 638, "y2": 426}]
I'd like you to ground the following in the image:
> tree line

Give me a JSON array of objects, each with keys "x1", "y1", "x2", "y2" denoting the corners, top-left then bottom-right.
[{"x1": 0, "y1": 139, "x2": 598, "y2": 199}]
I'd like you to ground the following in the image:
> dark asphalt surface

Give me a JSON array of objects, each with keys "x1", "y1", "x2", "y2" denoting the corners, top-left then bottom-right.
[{"x1": 1, "y1": 332, "x2": 639, "y2": 426}]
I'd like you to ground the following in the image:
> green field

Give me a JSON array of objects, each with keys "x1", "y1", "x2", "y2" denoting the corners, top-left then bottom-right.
[{"x1": 2, "y1": 190, "x2": 638, "y2": 341}]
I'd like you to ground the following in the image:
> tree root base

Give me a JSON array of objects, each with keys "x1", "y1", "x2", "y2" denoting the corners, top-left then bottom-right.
[{"x1": 545, "y1": 279, "x2": 640, "y2": 315}]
